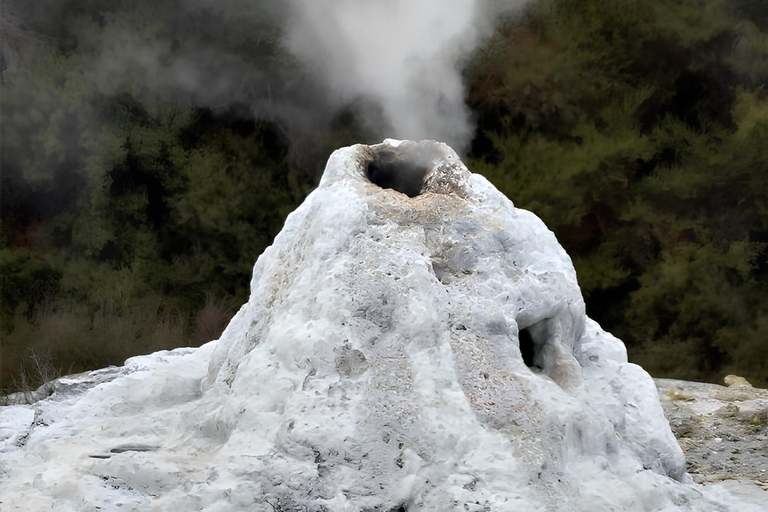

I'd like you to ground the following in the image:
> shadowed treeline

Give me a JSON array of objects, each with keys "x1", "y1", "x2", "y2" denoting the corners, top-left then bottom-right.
[{"x1": 2, "y1": 0, "x2": 768, "y2": 392}]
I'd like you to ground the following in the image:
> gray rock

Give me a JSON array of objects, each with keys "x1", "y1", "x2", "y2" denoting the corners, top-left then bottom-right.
[{"x1": 656, "y1": 378, "x2": 768, "y2": 507}]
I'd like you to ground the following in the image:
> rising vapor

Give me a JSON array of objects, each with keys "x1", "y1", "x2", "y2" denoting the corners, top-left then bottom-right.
[{"x1": 283, "y1": 0, "x2": 520, "y2": 154}]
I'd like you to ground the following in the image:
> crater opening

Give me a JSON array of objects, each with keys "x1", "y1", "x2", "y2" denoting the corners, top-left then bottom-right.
[
  {"x1": 366, "y1": 147, "x2": 432, "y2": 197},
  {"x1": 519, "y1": 327, "x2": 539, "y2": 370}
]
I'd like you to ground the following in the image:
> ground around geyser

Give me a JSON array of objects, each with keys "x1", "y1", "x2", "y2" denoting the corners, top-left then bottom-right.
[{"x1": 655, "y1": 378, "x2": 768, "y2": 507}]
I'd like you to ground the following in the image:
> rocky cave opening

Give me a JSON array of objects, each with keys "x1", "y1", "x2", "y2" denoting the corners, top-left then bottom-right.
[{"x1": 519, "y1": 327, "x2": 540, "y2": 370}]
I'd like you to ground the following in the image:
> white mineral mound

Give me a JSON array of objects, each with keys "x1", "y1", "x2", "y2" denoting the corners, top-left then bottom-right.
[{"x1": 0, "y1": 140, "x2": 752, "y2": 511}]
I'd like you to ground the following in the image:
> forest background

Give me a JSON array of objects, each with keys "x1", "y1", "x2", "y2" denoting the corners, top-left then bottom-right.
[{"x1": 2, "y1": 0, "x2": 768, "y2": 393}]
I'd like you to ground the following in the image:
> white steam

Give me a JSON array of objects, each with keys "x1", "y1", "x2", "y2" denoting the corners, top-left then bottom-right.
[{"x1": 283, "y1": 0, "x2": 517, "y2": 153}]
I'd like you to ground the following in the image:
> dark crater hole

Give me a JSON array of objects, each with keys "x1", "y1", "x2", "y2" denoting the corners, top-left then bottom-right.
[{"x1": 366, "y1": 147, "x2": 431, "y2": 198}]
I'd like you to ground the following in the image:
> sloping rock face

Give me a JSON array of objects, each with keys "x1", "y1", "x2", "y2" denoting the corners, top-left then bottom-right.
[{"x1": 0, "y1": 140, "x2": 752, "y2": 511}]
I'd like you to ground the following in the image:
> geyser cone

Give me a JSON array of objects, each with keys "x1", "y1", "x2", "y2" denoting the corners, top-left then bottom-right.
[
  {"x1": 201, "y1": 139, "x2": 715, "y2": 510},
  {"x1": 0, "y1": 140, "x2": 748, "y2": 511}
]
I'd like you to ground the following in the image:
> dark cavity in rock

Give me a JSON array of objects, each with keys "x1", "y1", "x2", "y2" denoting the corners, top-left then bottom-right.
[
  {"x1": 366, "y1": 146, "x2": 434, "y2": 198},
  {"x1": 519, "y1": 327, "x2": 539, "y2": 369}
]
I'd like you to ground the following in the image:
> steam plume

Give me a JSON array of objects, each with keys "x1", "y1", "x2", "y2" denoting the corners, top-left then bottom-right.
[
  {"x1": 5, "y1": 0, "x2": 522, "y2": 168},
  {"x1": 283, "y1": 0, "x2": 519, "y2": 153}
]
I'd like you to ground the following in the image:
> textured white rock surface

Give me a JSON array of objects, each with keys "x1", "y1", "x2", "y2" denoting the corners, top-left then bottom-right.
[{"x1": 0, "y1": 140, "x2": 755, "y2": 511}]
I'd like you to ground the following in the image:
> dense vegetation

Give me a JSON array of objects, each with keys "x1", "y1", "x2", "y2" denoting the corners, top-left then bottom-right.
[{"x1": 2, "y1": 0, "x2": 768, "y2": 392}]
